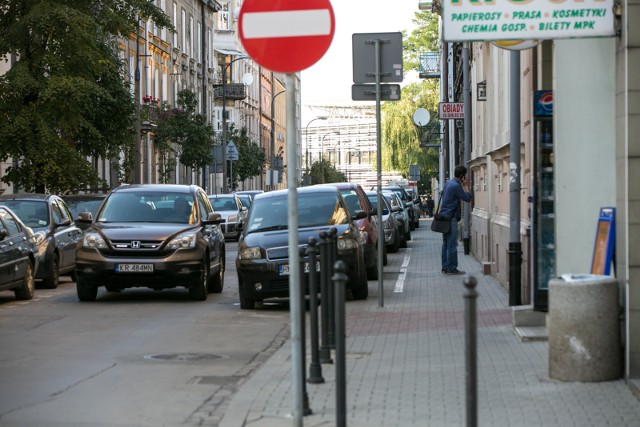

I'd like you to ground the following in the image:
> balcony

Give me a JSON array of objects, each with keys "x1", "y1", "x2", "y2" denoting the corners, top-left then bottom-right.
[
  {"x1": 213, "y1": 83, "x2": 246, "y2": 100},
  {"x1": 419, "y1": 52, "x2": 441, "y2": 79}
]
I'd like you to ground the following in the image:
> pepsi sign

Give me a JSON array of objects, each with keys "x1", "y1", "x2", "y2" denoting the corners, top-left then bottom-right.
[{"x1": 534, "y1": 91, "x2": 553, "y2": 117}]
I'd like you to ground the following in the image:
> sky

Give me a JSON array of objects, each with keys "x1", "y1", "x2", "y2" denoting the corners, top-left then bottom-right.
[{"x1": 300, "y1": 0, "x2": 420, "y2": 119}]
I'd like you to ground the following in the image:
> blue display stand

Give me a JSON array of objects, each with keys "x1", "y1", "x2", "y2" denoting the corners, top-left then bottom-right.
[{"x1": 591, "y1": 207, "x2": 616, "y2": 275}]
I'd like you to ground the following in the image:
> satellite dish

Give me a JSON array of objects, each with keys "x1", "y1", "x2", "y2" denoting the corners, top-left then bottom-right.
[
  {"x1": 242, "y1": 73, "x2": 254, "y2": 86},
  {"x1": 413, "y1": 108, "x2": 431, "y2": 127}
]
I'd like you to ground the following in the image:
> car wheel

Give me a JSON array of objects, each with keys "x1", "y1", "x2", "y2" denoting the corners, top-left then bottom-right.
[
  {"x1": 351, "y1": 253, "x2": 369, "y2": 300},
  {"x1": 41, "y1": 253, "x2": 59, "y2": 289},
  {"x1": 188, "y1": 261, "x2": 208, "y2": 301},
  {"x1": 415, "y1": 218, "x2": 420, "y2": 228},
  {"x1": 207, "y1": 255, "x2": 225, "y2": 293},
  {"x1": 400, "y1": 227, "x2": 408, "y2": 249},
  {"x1": 406, "y1": 228, "x2": 412, "y2": 242},
  {"x1": 389, "y1": 230, "x2": 401, "y2": 253},
  {"x1": 409, "y1": 219, "x2": 416, "y2": 231},
  {"x1": 366, "y1": 249, "x2": 378, "y2": 280},
  {"x1": 70, "y1": 270, "x2": 77, "y2": 282},
  {"x1": 14, "y1": 262, "x2": 35, "y2": 300},
  {"x1": 238, "y1": 279, "x2": 255, "y2": 309},
  {"x1": 76, "y1": 276, "x2": 98, "y2": 302}
]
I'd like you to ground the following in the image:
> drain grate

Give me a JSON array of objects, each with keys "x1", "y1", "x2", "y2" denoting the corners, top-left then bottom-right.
[{"x1": 143, "y1": 353, "x2": 224, "y2": 362}]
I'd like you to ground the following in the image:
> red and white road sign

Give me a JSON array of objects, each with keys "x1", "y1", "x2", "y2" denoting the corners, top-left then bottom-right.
[{"x1": 239, "y1": 0, "x2": 335, "y2": 73}]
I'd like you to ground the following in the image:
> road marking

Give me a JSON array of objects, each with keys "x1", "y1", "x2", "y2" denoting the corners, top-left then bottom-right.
[
  {"x1": 242, "y1": 10, "x2": 332, "y2": 39},
  {"x1": 394, "y1": 249, "x2": 412, "y2": 293}
]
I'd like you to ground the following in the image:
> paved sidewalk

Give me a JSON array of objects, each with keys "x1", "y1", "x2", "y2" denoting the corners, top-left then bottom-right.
[{"x1": 219, "y1": 219, "x2": 640, "y2": 427}]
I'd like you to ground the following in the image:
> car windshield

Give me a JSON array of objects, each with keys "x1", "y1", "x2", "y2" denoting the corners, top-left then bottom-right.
[
  {"x1": 246, "y1": 192, "x2": 348, "y2": 233},
  {"x1": 210, "y1": 197, "x2": 238, "y2": 211},
  {"x1": 0, "y1": 200, "x2": 49, "y2": 228},
  {"x1": 237, "y1": 195, "x2": 251, "y2": 208},
  {"x1": 65, "y1": 199, "x2": 104, "y2": 218},
  {"x1": 97, "y1": 192, "x2": 195, "y2": 224}
]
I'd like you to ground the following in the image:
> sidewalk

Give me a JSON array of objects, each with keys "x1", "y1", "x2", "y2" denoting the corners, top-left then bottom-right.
[{"x1": 219, "y1": 219, "x2": 640, "y2": 427}]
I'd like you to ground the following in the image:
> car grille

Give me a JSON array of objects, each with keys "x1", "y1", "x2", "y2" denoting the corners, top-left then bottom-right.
[
  {"x1": 104, "y1": 240, "x2": 169, "y2": 257},
  {"x1": 266, "y1": 244, "x2": 308, "y2": 261}
]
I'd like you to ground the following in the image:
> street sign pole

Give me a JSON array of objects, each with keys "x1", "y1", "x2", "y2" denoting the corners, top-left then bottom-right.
[{"x1": 239, "y1": 1, "x2": 335, "y2": 424}]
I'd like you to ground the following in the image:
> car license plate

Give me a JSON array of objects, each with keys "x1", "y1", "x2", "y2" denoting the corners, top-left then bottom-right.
[
  {"x1": 115, "y1": 264, "x2": 154, "y2": 273},
  {"x1": 279, "y1": 261, "x2": 320, "y2": 276}
]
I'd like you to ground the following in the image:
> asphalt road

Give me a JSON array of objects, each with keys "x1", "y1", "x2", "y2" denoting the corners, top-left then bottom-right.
[{"x1": 0, "y1": 242, "x2": 293, "y2": 427}]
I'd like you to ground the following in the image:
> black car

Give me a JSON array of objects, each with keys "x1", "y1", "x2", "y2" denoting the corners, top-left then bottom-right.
[
  {"x1": 382, "y1": 186, "x2": 418, "y2": 230},
  {"x1": 0, "y1": 206, "x2": 39, "y2": 300},
  {"x1": 61, "y1": 193, "x2": 108, "y2": 231},
  {"x1": 74, "y1": 184, "x2": 226, "y2": 301},
  {"x1": 235, "y1": 186, "x2": 368, "y2": 309},
  {"x1": 366, "y1": 190, "x2": 401, "y2": 253},
  {"x1": 0, "y1": 194, "x2": 83, "y2": 288}
]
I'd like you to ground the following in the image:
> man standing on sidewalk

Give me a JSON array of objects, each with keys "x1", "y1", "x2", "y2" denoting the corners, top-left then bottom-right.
[{"x1": 440, "y1": 165, "x2": 473, "y2": 275}]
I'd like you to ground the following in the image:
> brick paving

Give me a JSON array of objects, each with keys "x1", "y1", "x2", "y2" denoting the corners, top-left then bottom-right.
[{"x1": 218, "y1": 219, "x2": 640, "y2": 427}]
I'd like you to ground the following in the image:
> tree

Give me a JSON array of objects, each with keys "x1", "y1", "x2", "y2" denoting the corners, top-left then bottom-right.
[
  {"x1": 309, "y1": 159, "x2": 346, "y2": 184},
  {"x1": 0, "y1": 0, "x2": 172, "y2": 193},
  {"x1": 223, "y1": 125, "x2": 265, "y2": 190},
  {"x1": 153, "y1": 90, "x2": 215, "y2": 183},
  {"x1": 381, "y1": 9, "x2": 440, "y2": 189}
]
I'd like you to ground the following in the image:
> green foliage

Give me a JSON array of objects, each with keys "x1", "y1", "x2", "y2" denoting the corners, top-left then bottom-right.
[
  {"x1": 153, "y1": 89, "x2": 216, "y2": 174},
  {"x1": 0, "y1": 0, "x2": 172, "y2": 193},
  {"x1": 381, "y1": 9, "x2": 441, "y2": 188},
  {"x1": 308, "y1": 159, "x2": 346, "y2": 184},
  {"x1": 224, "y1": 125, "x2": 265, "y2": 189}
]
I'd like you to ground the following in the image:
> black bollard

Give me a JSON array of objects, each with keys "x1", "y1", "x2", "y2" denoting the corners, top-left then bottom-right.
[
  {"x1": 464, "y1": 275, "x2": 478, "y2": 427},
  {"x1": 306, "y1": 238, "x2": 324, "y2": 384},
  {"x1": 327, "y1": 227, "x2": 338, "y2": 349},
  {"x1": 299, "y1": 247, "x2": 312, "y2": 416},
  {"x1": 318, "y1": 232, "x2": 333, "y2": 364},
  {"x1": 333, "y1": 260, "x2": 348, "y2": 427}
]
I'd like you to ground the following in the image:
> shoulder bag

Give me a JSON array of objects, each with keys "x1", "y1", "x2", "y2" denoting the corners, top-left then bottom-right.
[{"x1": 430, "y1": 191, "x2": 451, "y2": 234}]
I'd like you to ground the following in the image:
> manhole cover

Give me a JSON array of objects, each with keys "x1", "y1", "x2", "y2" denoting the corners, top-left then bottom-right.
[{"x1": 143, "y1": 353, "x2": 224, "y2": 362}]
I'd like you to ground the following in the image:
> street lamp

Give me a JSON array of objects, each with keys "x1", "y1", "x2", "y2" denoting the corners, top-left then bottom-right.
[
  {"x1": 221, "y1": 55, "x2": 248, "y2": 193},
  {"x1": 320, "y1": 131, "x2": 339, "y2": 184},
  {"x1": 270, "y1": 89, "x2": 286, "y2": 191},
  {"x1": 305, "y1": 116, "x2": 327, "y2": 184}
]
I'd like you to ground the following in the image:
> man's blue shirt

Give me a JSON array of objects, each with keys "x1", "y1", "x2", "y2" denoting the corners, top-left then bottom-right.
[{"x1": 439, "y1": 178, "x2": 473, "y2": 221}]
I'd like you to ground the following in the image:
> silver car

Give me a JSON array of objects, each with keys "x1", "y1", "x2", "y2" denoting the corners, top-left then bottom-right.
[{"x1": 208, "y1": 194, "x2": 247, "y2": 241}]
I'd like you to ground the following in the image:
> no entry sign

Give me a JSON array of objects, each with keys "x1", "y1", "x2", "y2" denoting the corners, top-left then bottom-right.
[{"x1": 239, "y1": 0, "x2": 335, "y2": 73}]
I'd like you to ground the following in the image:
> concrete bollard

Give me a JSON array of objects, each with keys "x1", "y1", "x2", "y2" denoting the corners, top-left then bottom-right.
[{"x1": 548, "y1": 274, "x2": 622, "y2": 382}]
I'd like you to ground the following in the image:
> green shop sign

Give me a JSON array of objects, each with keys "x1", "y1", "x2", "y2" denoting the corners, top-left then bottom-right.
[{"x1": 443, "y1": 0, "x2": 615, "y2": 42}]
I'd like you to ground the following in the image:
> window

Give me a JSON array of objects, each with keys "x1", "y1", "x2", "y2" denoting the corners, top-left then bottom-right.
[
  {"x1": 161, "y1": 0, "x2": 167, "y2": 40},
  {"x1": 197, "y1": 22, "x2": 201, "y2": 63},
  {"x1": 0, "y1": 209, "x2": 21, "y2": 236},
  {"x1": 173, "y1": 3, "x2": 178, "y2": 46},
  {"x1": 181, "y1": 10, "x2": 186, "y2": 53},
  {"x1": 189, "y1": 16, "x2": 194, "y2": 57},
  {"x1": 217, "y1": 4, "x2": 230, "y2": 30}
]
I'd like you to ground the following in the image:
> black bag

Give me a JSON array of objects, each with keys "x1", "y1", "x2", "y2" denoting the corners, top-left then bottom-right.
[
  {"x1": 430, "y1": 192, "x2": 451, "y2": 233},
  {"x1": 431, "y1": 214, "x2": 451, "y2": 233}
]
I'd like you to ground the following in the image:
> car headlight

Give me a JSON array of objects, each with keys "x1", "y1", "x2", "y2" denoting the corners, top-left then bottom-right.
[
  {"x1": 34, "y1": 230, "x2": 47, "y2": 247},
  {"x1": 239, "y1": 247, "x2": 262, "y2": 260},
  {"x1": 167, "y1": 231, "x2": 197, "y2": 249},
  {"x1": 337, "y1": 237, "x2": 358, "y2": 251},
  {"x1": 83, "y1": 232, "x2": 107, "y2": 249},
  {"x1": 227, "y1": 214, "x2": 238, "y2": 223}
]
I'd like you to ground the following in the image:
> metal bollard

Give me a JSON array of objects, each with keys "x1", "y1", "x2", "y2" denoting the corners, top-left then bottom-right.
[
  {"x1": 306, "y1": 238, "x2": 324, "y2": 384},
  {"x1": 464, "y1": 275, "x2": 478, "y2": 427},
  {"x1": 299, "y1": 247, "x2": 312, "y2": 416},
  {"x1": 327, "y1": 227, "x2": 338, "y2": 349},
  {"x1": 333, "y1": 260, "x2": 348, "y2": 427},
  {"x1": 318, "y1": 232, "x2": 333, "y2": 364}
]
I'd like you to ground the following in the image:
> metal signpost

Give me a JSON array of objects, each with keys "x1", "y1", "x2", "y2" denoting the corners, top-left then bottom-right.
[
  {"x1": 226, "y1": 141, "x2": 238, "y2": 192},
  {"x1": 352, "y1": 31, "x2": 403, "y2": 308},
  {"x1": 239, "y1": 1, "x2": 335, "y2": 425}
]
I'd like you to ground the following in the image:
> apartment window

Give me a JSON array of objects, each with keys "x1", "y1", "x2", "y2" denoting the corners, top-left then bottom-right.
[
  {"x1": 189, "y1": 16, "x2": 194, "y2": 57},
  {"x1": 207, "y1": 29, "x2": 211, "y2": 65},
  {"x1": 181, "y1": 10, "x2": 186, "y2": 53},
  {"x1": 217, "y1": 4, "x2": 230, "y2": 30},
  {"x1": 197, "y1": 22, "x2": 201, "y2": 63},
  {"x1": 161, "y1": 0, "x2": 167, "y2": 40},
  {"x1": 173, "y1": 3, "x2": 178, "y2": 46}
]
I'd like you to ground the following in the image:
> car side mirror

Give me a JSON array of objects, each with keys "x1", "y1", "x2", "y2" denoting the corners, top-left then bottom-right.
[
  {"x1": 383, "y1": 208, "x2": 389, "y2": 216},
  {"x1": 0, "y1": 228, "x2": 8, "y2": 241},
  {"x1": 77, "y1": 212, "x2": 93, "y2": 223},
  {"x1": 204, "y1": 212, "x2": 224, "y2": 225},
  {"x1": 56, "y1": 218, "x2": 71, "y2": 228},
  {"x1": 353, "y1": 210, "x2": 367, "y2": 220},
  {"x1": 392, "y1": 206, "x2": 401, "y2": 213},
  {"x1": 236, "y1": 221, "x2": 243, "y2": 231}
]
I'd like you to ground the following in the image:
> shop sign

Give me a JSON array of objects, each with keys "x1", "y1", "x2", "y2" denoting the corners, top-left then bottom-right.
[
  {"x1": 439, "y1": 102, "x2": 464, "y2": 119},
  {"x1": 443, "y1": 0, "x2": 615, "y2": 42}
]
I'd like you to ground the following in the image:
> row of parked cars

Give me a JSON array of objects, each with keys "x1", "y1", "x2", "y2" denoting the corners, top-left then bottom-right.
[{"x1": 0, "y1": 183, "x2": 417, "y2": 308}]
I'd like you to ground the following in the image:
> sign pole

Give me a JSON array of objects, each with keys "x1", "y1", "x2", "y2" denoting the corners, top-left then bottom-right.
[{"x1": 374, "y1": 39, "x2": 384, "y2": 308}]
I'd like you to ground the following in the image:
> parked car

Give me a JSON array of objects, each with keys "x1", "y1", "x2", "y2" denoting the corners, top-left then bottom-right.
[
  {"x1": 382, "y1": 185, "x2": 418, "y2": 231},
  {"x1": 321, "y1": 182, "x2": 381, "y2": 279},
  {"x1": 0, "y1": 206, "x2": 39, "y2": 300},
  {"x1": 61, "y1": 193, "x2": 108, "y2": 231},
  {"x1": 74, "y1": 184, "x2": 225, "y2": 301},
  {"x1": 383, "y1": 191, "x2": 410, "y2": 248},
  {"x1": 366, "y1": 191, "x2": 400, "y2": 254},
  {"x1": 208, "y1": 194, "x2": 247, "y2": 241},
  {"x1": 235, "y1": 186, "x2": 368, "y2": 309},
  {"x1": 234, "y1": 190, "x2": 264, "y2": 203},
  {"x1": 0, "y1": 194, "x2": 83, "y2": 288},
  {"x1": 235, "y1": 193, "x2": 253, "y2": 211}
]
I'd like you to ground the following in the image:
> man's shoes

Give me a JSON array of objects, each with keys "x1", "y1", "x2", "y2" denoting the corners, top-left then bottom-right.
[{"x1": 444, "y1": 269, "x2": 465, "y2": 275}]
